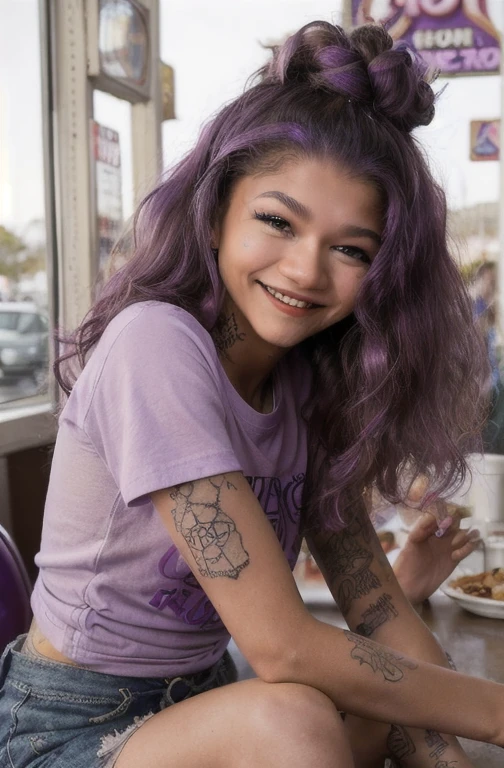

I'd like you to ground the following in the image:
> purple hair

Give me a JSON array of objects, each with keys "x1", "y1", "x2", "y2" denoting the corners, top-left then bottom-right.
[{"x1": 56, "y1": 22, "x2": 489, "y2": 528}]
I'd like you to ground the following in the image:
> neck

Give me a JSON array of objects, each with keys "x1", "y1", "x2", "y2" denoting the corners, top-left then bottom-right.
[{"x1": 211, "y1": 305, "x2": 285, "y2": 412}]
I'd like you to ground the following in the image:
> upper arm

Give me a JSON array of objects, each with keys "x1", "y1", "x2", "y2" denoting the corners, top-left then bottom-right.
[
  {"x1": 306, "y1": 502, "x2": 416, "y2": 639},
  {"x1": 151, "y1": 471, "x2": 312, "y2": 678}
]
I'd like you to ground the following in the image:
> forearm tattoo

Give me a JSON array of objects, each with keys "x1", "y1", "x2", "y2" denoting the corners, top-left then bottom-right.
[
  {"x1": 212, "y1": 312, "x2": 246, "y2": 358},
  {"x1": 343, "y1": 630, "x2": 418, "y2": 682},
  {"x1": 425, "y1": 730, "x2": 449, "y2": 761},
  {"x1": 387, "y1": 724, "x2": 416, "y2": 763},
  {"x1": 386, "y1": 725, "x2": 458, "y2": 768},
  {"x1": 432, "y1": 762, "x2": 458, "y2": 767},
  {"x1": 356, "y1": 593, "x2": 398, "y2": 637},
  {"x1": 170, "y1": 475, "x2": 250, "y2": 579},
  {"x1": 317, "y1": 516, "x2": 382, "y2": 614}
]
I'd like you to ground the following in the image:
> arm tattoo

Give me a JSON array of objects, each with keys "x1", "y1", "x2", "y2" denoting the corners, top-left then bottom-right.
[
  {"x1": 387, "y1": 724, "x2": 416, "y2": 763},
  {"x1": 343, "y1": 630, "x2": 418, "y2": 682},
  {"x1": 317, "y1": 516, "x2": 382, "y2": 613},
  {"x1": 170, "y1": 475, "x2": 250, "y2": 580},
  {"x1": 387, "y1": 726, "x2": 457, "y2": 768},
  {"x1": 212, "y1": 313, "x2": 246, "y2": 358},
  {"x1": 425, "y1": 730, "x2": 448, "y2": 761},
  {"x1": 356, "y1": 593, "x2": 398, "y2": 637}
]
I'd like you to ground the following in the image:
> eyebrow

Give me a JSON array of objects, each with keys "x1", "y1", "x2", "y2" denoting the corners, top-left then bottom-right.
[
  {"x1": 339, "y1": 224, "x2": 382, "y2": 246},
  {"x1": 255, "y1": 191, "x2": 312, "y2": 220},
  {"x1": 255, "y1": 190, "x2": 382, "y2": 246}
]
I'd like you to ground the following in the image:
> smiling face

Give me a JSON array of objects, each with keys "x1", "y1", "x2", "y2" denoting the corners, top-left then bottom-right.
[{"x1": 214, "y1": 156, "x2": 383, "y2": 356}]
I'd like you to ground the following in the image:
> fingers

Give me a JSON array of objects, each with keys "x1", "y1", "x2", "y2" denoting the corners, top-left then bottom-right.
[
  {"x1": 407, "y1": 510, "x2": 438, "y2": 543},
  {"x1": 434, "y1": 515, "x2": 453, "y2": 538},
  {"x1": 451, "y1": 529, "x2": 472, "y2": 549},
  {"x1": 451, "y1": 530, "x2": 481, "y2": 563}
]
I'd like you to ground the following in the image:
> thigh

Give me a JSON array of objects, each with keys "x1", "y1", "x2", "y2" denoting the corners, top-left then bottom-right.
[
  {"x1": 0, "y1": 639, "x2": 237, "y2": 768},
  {"x1": 116, "y1": 678, "x2": 354, "y2": 768}
]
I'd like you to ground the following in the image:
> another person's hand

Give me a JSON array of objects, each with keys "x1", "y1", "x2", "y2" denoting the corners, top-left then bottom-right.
[{"x1": 392, "y1": 509, "x2": 480, "y2": 606}]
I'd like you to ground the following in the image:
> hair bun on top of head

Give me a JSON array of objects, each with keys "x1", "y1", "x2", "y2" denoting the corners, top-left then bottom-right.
[{"x1": 263, "y1": 21, "x2": 436, "y2": 133}]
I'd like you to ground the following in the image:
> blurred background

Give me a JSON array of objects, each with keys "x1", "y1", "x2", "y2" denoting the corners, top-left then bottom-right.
[{"x1": 1, "y1": 0, "x2": 503, "y2": 575}]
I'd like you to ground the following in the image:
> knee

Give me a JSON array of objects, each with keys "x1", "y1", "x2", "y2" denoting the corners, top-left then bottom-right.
[
  {"x1": 255, "y1": 682, "x2": 339, "y2": 733},
  {"x1": 247, "y1": 682, "x2": 352, "y2": 763}
]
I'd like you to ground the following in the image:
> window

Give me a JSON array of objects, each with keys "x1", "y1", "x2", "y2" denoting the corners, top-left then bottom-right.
[{"x1": 0, "y1": 0, "x2": 50, "y2": 406}]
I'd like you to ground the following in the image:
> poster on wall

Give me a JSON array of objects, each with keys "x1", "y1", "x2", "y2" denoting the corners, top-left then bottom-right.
[
  {"x1": 470, "y1": 119, "x2": 500, "y2": 160},
  {"x1": 92, "y1": 121, "x2": 123, "y2": 295},
  {"x1": 351, "y1": 1, "x2": 501, "y2": 76}
]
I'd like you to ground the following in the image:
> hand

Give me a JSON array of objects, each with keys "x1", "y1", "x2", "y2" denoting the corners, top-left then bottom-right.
[{"x1": 392, "y1": 509, "x2": 480, "y2": 606}]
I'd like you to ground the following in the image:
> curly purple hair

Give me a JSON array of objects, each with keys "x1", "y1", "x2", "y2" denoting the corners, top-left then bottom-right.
[{"x1": 56, "y1": 22, "x2": 489, "y2": 528}]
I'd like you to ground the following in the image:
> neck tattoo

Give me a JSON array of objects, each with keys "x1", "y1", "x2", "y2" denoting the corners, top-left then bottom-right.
[{"x1": 212, "y1": 312, "x2": 246, "y2": 358}]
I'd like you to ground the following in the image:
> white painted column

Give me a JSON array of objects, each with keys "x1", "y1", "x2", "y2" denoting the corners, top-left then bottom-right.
[
  {"x1": 51, "y1": 0, "x2": 95, "y2": 332},
  {"x1": 132, "y1": 0, "x2": 163, "y2": 206}
]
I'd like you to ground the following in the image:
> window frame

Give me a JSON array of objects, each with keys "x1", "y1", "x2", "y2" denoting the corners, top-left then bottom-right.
[{"x1": 0, "y1": 0, "x2": 58, "y2": 457}]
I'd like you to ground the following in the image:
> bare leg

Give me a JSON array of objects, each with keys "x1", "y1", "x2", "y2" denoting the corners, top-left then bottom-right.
[{"x1": 115, "y1": 678, "x2": 354, "y2": 768}]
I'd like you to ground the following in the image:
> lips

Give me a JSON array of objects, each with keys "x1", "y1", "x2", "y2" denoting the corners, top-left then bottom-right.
[{"x1": 257, "y1": 281, "x2": 321, "y2": 309}]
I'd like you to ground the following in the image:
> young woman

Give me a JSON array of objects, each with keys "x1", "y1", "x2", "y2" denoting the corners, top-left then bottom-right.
[{"x1": 0, "y1": 20, "x2": 501, "y2": 768}]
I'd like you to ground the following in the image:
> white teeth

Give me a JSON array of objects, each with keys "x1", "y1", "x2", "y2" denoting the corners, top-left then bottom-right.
[{"x1": 264, "y1": 285, "x2": 313, "y2": 309}]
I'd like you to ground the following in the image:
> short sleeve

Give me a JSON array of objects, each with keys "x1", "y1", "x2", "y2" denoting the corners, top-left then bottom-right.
[{"x1": 76, "y1": 305, "x2": 241, "y2": 506}]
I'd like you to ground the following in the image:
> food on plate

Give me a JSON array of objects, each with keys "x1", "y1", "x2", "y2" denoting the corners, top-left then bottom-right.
[{"x1": 449, "y1": 568, "x2": 504, "y2": 601}]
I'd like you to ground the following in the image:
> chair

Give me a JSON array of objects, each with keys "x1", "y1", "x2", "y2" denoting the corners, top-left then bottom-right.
[{"x1": 0, "y1": 525, "x2": 32, "y2": 653}]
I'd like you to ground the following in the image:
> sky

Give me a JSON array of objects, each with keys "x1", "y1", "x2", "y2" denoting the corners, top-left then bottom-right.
[{"x1": 1, "y1": 0, "x2": 503, "y2": 234}]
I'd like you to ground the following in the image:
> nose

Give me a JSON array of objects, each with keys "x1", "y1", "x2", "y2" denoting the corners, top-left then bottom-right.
[{"x1": 277, "y1": 241, "x2": 329, "y2": 291}]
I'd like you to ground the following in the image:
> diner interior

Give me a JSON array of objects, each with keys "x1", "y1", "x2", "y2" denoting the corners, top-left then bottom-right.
[{"x1": 1, "y1": 2, "x2": 504, "y2": 766}]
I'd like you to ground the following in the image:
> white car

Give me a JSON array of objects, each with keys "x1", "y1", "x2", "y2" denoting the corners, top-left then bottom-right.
[{"x1": 0, "y1": 302, "x2": 49, "y2": 383}]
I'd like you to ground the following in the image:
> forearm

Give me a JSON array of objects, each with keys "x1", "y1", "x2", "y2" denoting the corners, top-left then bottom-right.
[
  {"x1": 344, "y1": 718, "x2": 475, "y2": 768},
  {"x1": 346, "y1": 593, "x2": 450, "y2": 669},
  {"x1": 393, "y1": 553, "x2": 423, "y2": 607},
  {"x1": 385, "y1": 724, "x2": 475, "y2": 768},
  {"x1": 340, "y1": 605, "x2": 475, "y2": 761},
  {"x1": 276, "y1": 617, "x2": 503, "y2": 746},
  {"x1": 304, "y1": 509, "x2": 502, "y2": 749},
  {"x1": 392, "y1": 548, "x2": 435, "y2": 608},
  {"x1": 342, "y1": 562, "x2": 474, "y2": 762}
]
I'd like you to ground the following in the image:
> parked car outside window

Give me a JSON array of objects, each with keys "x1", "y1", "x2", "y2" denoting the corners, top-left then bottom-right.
[{"x1": 0, "y1": 302, "x2": 49, "y2": 385}]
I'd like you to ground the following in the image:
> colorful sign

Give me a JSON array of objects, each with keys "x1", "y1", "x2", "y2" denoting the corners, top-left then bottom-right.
[
  {"x1": 92, "y1": 121, "x2": 123, "y2": 293},
  {"x1": 470, "y1": 119, "x2": 500, "y2": 160},
  {"x1": 352, "y1": 1, "x2": 501, "y2": 76}
]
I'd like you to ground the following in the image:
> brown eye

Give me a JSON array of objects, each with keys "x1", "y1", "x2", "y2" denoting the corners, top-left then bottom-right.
[
  {"x1": 254, "y1": 211, "x2": 292, "y2": 233},
  {"x1": 333, "y1": 245, "x2": 371, "y2": 265}
]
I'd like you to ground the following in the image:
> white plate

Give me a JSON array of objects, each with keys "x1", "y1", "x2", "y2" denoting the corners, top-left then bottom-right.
[{"x1": 441, "y1": 576, "x2": 504, "y2": 619}]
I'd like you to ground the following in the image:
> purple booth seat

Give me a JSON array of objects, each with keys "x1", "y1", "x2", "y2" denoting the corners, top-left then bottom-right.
[{"x1": 0, "y1": 525, "x2": 32, "y2": 654}]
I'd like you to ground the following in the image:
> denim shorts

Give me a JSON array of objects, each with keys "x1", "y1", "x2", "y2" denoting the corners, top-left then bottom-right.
[{"x1": 0, "y1": 635, "x2": 237, "y2": 768}]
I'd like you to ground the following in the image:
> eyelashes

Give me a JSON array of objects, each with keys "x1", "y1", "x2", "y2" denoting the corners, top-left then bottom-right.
[
  {"x1": 253, "y1": 211, "x2": 291, "y2": 232},
  {"x1": 333, "y1": 245, "x2": 371, "y2": 265},
  {"x1": 253, "y1": 210, "x2": 372, "y2": 265}
]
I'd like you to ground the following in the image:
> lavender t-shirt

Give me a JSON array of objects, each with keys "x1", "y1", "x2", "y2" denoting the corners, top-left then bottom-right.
[{"x1": 32, "y1": 302, "x2": 311, "y2": 677}]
